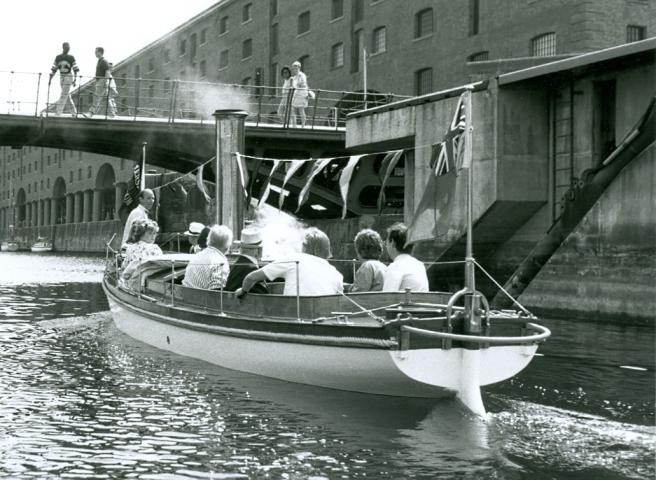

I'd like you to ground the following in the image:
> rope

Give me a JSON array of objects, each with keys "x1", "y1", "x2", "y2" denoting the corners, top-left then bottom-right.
[
  {"x1": 472, "y1": 258, "x2": 532, "y2": 316},
  {"x1": 335, "y1": 290, "x2": 387, "y2": 324},
  {"x1": 151, "y1": 157, "x2": 214, "y2": 192}
]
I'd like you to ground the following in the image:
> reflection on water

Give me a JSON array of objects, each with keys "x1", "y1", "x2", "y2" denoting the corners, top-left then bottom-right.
[{"x1": 0, "y1": 253, "x2": 654, "y2": 479}]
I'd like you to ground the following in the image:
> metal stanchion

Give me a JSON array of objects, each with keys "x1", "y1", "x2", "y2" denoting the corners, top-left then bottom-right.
[
  {"x1": 170, "y1": 260, "x2": 175, "y2": 306},
  {"x1": 34, "y1": 73, "x2": 42, "y2": 117},
  {"x1": 219, "y1": 263, "x2": 224, "y2": 315},
  {"x1": 295, "y1": 260, "x2": 300, "y2": 321}
]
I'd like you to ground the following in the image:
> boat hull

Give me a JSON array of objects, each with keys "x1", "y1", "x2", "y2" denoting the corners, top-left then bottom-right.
[
  {"x1": 104, "y1": 282, "x2": 538, "y2": 399},
  {"x1": 1, "y1": 242, "x2": 19, "y2": 252},
  {"x1": 31, "y1": 245, "x2": 53, "y2": 253}
]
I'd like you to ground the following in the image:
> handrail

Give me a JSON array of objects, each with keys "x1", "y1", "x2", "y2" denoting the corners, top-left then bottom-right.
[{"x1": 401, "y1": 323, "x2": 551, "y2": 345}]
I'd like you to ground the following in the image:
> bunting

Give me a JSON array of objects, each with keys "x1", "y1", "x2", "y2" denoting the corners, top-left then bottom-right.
[
  {"x1": 296, "y1": 157, "x2": 335, "y2": 212},
  {"x1": 246, "y1": 159, "x2": 263, "y2": 208},
  {"x1": 278, "y1": 160, "x2": 307, "y2": 210},
  {"x1": 376, "y1": 150, "x2": 404, "y2": 214},
  {"x1": 339, "y1": 155, "x2": 365, "y2": 218},
  {"x1": 258, "y1": 160, "x2": 282, "y2": 206},
  {"x1": 234, "y1": 153, "x2": 249, "y2": 196}
]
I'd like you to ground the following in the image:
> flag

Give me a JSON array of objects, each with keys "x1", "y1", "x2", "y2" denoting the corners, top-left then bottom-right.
[
  {"x1": 407, "y1": 90, "x2": 472, "y2": 246},
  {"x1": 258, "y1": 159, "x2": 282, "y2": 207},
  {"x1": 196, "y1": 162, "x2": 212, "y2": 205},
  {"x1": 376, "y1": 150, "x2": 404, "y2": 214},
  {"x1": 278, "y1": 160, "x2": 307, "y2": 210},
  {"x1": 123, "y1": 162, "x2": 141, "y2": 206},
  {"x1": 339, "y1": 154, "x2": 365, "y2": 218},
  {"x1": 246, "y1": 159, "x2": 263, "y2": 208},
  {"x1": 234, "y1": 153, "x2": 249, "y2": 197},
  {"x1": 296, "y1": 158, "x2": 334, "y2": 212}
]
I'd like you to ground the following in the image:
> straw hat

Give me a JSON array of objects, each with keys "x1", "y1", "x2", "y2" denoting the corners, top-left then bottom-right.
[
  {"x1": 240, "y1": 227, "x2": 262, "y2": 246},
  {"x1": 184, "y1": 221, "x2": 204, "y2": 236}
]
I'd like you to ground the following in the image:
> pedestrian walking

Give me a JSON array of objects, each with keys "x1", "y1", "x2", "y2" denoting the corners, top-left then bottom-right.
[
  {"x1": 49, "y1": 42, "x2": 79, "y2": 116},
  {"x1": 84, "y1": 47, "x2": 117, "y2": 118}
]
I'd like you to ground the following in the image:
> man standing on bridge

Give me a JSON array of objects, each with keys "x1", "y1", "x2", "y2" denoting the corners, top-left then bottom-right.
[
  {"x1": 50, "y1": 42, "x2": 79, "y2": 116},
  {"x1": 84, "y1": 47, "x2": 117, "y2": 118},
  {"x1": 122, "y1": 189, "x2": 155, "y2": 247}
]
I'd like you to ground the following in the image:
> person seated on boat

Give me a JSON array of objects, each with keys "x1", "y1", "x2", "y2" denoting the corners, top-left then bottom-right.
[
  {"x1": 237, "y1": 227, "x2": 343, "y2": 297},
  {"x1": 120, "y1": 219, "x2": 163, "y2": 290},
  {"x1": 382, "y1": 222, "x2": 429, "y2": 292},
  {"x1": 182, "y1": 225, "x2": 232, "y2": 290},
  {"x1": 184, "y1": 222, "x2": 205, "y2": 253},
  {"x1": 349, "y1": 229, "x2": 387, "y2": 293},
  {"x1": 225, "y1": 227, "x2": 268, "y2": 293},
  {"x1": 121, "y1": 189, "x2": 155, "y2": 247}
]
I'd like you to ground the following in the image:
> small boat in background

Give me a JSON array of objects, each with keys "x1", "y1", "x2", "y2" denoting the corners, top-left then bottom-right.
[
  {"x1": 1, "y1": 240, "x2": 19, "y2": 252},
  {"x1": 31, "y1": 237, "x2": 53, "y2": 253}
]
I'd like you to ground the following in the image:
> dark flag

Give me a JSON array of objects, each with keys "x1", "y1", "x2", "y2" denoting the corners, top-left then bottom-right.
[
  {"x1": 123, "y1": 162, "x2": 142, "y2": 206},
  {"x1": 376, "y1": 150, "x2": 404, "y2": 214},
  {"x1": 407, "y1": 90, "x2": 472, "y2": 245}
]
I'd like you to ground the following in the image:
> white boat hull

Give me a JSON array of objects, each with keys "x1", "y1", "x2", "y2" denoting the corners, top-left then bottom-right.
[
  {"x1": 106, "y1": 292, "x2": 538, "y2": 399},
  {"x1": 1, "y1": 242, "x2": 19, "y2": 252},
  {"x1": 31, "y1": 245, "x2": 53, "y2": 253}
]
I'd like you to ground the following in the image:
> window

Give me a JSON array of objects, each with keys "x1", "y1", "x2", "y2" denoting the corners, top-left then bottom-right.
[
  {"x1": 414, "y1": 68, "x2": 433, "y2": 96},
  {"x1": 200, "y1": 60, "x2": 207, "y2": 78},
  {"x1": 469, "y1": 0, "x2": 479, "y2": 36},
  {"x1": 219, "y1": 16, "x2": 228, "y2": 34},
  {"x1": 271, "y1": 23, "x2": 279, "y2": 55},
  {"x1": 353, "y1": 0, "x2": 364, "y2": 22},
  {"x1": 46, "y1": 178, "x2": 49, "y2": 189},
  {"x1": 331, "y1": 43, "x2": 344, "y2": 69},
  {"x1": 298, "y1": 11, "x2": 310, "y2": 35},
  {"x1": 242, "y1": 39, "x2": 253, "y2": 59},
  {"x1": 78, "y1": 168, "x2": 82, "y2": 180},
  {"x1": 468, "y1": 51, "x2": 489, "y2": 62},
  {"x1": 148, "y1": 58, "x2": 154, "y2": 73},
  {"x1": 626, "y1": 25, "x2": 646, "y2": 42},
  {"x1": 69, "y1": 171, "x2": 73, "y2": 183},
  {"x1": 190, "y1": 33, "x2": 197, "y2": 60},
  {"x1": 331, "y1": 0, "x2": 344, "y2": 19},
  {"x1": 164, "y1": 49, "x2": 170, "y2": 63},
  {"x1": 28, "y1": 163, "x2": 31, "y2": 173},
  {"x1": 531, "y1": 32, "x2": 556, "y2": 56},
  {"x1": 372, "y1": 26, "x2": 386, "y2": 54},
  {"x1": 242, "y1": 3, "x2": 252, "y2": 22},
  {"x1": 200, "y1": 28, "x2": 206, "y2": 44},
  {"x1": 415, "y1": 8, "x2": 433, "y2": 38},
  {"x1": 219, "y1": 49, "x2": 229, "y2": 68},
  {"x1": 87, "y1": 166, "x2": 92, "y2": 179},
  {"x1": 270, "y1": 0, "x2": 278, "y2": 17},
  {"x1": 179, "y1": 38, "x2": 186, "y2": 55},
  {"x1": 135, "y1": 65, "x2": 140, "y2": 79}
]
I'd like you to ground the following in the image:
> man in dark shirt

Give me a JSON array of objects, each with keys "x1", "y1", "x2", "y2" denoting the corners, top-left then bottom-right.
[
  {"x1": 84, "y1": 47, "x2": 117, "y2": 118},
  {"x1": 50, "y1": 42, "x2": 79, "y2": 116}
]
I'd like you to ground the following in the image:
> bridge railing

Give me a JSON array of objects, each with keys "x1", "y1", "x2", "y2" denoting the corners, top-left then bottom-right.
[{"x1": 0, "y1": 71, "x2": 409, "y2": 129}]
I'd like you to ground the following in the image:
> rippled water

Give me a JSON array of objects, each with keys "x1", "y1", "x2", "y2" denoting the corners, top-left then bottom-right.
[{"x1": 0, "y1": 252, "x2": 654, "y2": 479}]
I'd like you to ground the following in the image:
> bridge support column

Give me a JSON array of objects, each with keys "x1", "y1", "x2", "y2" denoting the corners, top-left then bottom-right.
[
  {"x1": 50, "y1": 198, "x2": 57, "y2": 225},
  {"x1": 114, "y1": 183, "x2": 126, "y2": 220},
  {"x1": 92, "y1": 189, "x2": 102, "y2": 222},
  {"x1": 213, "y1": 109, "x2": 248, "y2": 236},
  {"x1": 66, "y1": 194, "x2": 74, "y2": 224},
  {"x1": 74, "y1": 192, "x2": 83, "y2": 223},
  {"x1": 83, "y1": 190, "x2": 93, "y2": 222}
]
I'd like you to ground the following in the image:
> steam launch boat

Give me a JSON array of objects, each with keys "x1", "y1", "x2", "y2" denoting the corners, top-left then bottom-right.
[
  {"x1": 102, "y1": 97, "x2": 550, "y2": 416},
  {"x1": 31, "y1": 237, "x2": 53, "y2": 253}
]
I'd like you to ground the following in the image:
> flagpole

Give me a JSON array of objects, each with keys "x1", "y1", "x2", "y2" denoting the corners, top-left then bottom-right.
[
  {"x1": 140, "y1": 142, "x2": 147, "y2": 190},
  {"x1": 362, "y1": 48, "x2": 368, "y2": 109}
]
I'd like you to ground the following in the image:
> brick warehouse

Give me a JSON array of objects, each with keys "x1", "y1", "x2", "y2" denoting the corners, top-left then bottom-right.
[{"x1": 1, "y1": 0, "x2": 654, "y2": 240}]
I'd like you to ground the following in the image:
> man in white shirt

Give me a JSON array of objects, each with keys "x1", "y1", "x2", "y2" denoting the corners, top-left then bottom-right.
[
  {"x1": 382, "y1": 223, "x2": 429, "y2": 292},
  {"x1": 121, "y1": 189, "x2": 155, "y2": 247},
  {"x1": 182, "y1": 225, "x2": 232, "y2": 290},
  {"x1": 237, "y1": 227, "x2": 343, "y2": 297}
]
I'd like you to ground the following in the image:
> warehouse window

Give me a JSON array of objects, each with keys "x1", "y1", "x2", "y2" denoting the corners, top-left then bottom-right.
[
  {"x1": 414, "y1": 68, "x2": 433, "y2": 96},
  {"x1": 331, "y1": 43, "x2": 344, "y2": 69},
  {"x1": 531, "y1": 32, "x2": 556, "y2": 56},
  {"x1": 415, "y1": 8, "x2": 433, "y2": 38},
  {"x1": 468, "y1": 51, "x2": 489, "y2": 62},
  {"x1": 298, "y1": 11, "x2": 310, "y2": 35},
  {"x1": 242, "y1": 39, "x2": 252, "y2": 59},
  {"x1": 372, "y1": 26, "x2": 386, "y2": 54},
  {"x1": 626, "y1": 25, "x2": 646, "y2": 42}
]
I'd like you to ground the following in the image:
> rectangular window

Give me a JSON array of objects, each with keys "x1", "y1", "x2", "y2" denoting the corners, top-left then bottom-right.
[
  {"x1": 331, "y1": 0, "x2": 344, "y2": 19},
  {"x1": 271, "y1": 23, "x2": 279, "y2": 56},
  {"x1": 243, "y1": 3, "x2": 252, "y2": 22},
  {"x1": 219, "y1": 49, "x2": 229, "y2": 68},
  {"x1": 331, "y1": 43, "x2": 344, "y2": 69},
  {"x1": 372, "y1": 26, "x2": 386, "y2": 54},
  {"x1": 148, "y1": 58, "x2": 154, "y2": 73},
  {"x1": 531, "y1": 32, "x2": 556, "y2": 56},
  {"x1": 78, "y1": 168, "x2": 82, "y2": 180},
  {"x1": 164, "y1": 49, "x2": 170, "y2": 63},
  {"x1": 626, "y1": 25, "x2": 646, "y2": 42},
  {"x1": 353, "y1": 0, "x2": 364, "y2": 22},
  {"x1": 200, "y1": 28, "x2": 206, "y2": 44},
  {"x1": 219, "y1": 16, "x2": 228, "y2": 34},
  {"x1": 468, "y1": 51, "x2": 489, "y2": 62},
  {"x1": 190, "y1": 33, "x2": 197, "y2": 60},
  {"x1": 242, "y1": 39, "x2": 253, "y2": 59},
  {"x1": 298, "y1": 11, "x2": 310, "y2": 35},
  {"x1": 87, "y1": 166, "x2": 92, "y2": 179},
  {"x1": 69, "y1": 171, "x2": 73, "y2": 183},
  {"x1": 46, "y1": 178, "x2": 49, "y2": 188},
  {"x1": 179, "y1": 38, "x2": 186, "y2": 56},
  {"x1": 415, "y1": 8, "x2": 433, "y2": 38},
  {"x1": 414, "y1": 68, "x2": 433, "y2": 96},
  {"x1": 469, "y1": 0, "x2": 479, "y2": 36},
  {"x1": 200, "y1": 60, "x2": 207, "y2": 78}
]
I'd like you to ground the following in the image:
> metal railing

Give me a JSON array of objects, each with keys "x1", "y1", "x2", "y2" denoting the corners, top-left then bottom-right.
[{"x1": 0, "y1": 70, "x2": 410, "y2": 129}]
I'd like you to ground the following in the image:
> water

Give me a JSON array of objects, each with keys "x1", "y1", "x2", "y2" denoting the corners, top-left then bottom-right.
[{"x1": 0, "y1": 253, "x2": 653, "y2": 479}]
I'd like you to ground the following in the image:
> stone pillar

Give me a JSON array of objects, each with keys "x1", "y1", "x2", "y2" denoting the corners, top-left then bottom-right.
[
  {"x1": 212, "y1": 109, "x2": 248, "y2": 236},
  {"x1": 114, "y1": 183, "x2": 126, "y2": 220},
  {"x1": 74, "y1": 191, "x2": 83, "y2": 223},
  {"x1": 92, "y1": 189, "x2": 102, "y2": 221},
  {"x1": 66, "y1": 194, "x2": 74, "y2": 224},
  {"x1": 26, "y1": 202, "x2": 31, "y2": 227},
  {"x1": 49, "y1": 198, "x2": 56, "y2": 225},
  {"x1": 83, "y1": 190, "x2": 93, "y2": 222}
]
